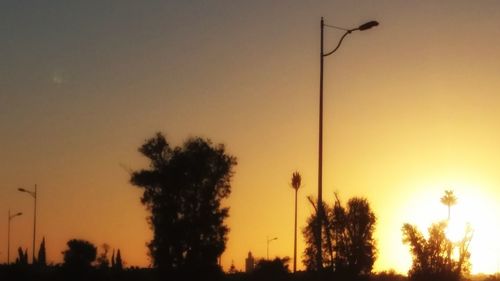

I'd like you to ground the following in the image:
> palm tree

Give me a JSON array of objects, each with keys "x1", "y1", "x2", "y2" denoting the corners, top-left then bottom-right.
[
  {"x1": 441, "y1": 190, "x2": 457, "y2": 220},
  {"x1": 291, "y1": 171, "x2": 302, "y2": 273}
]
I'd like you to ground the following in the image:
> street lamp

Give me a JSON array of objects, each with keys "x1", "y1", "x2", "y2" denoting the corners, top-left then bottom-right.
[
  {"x1": 316, "y1": 17, "x2": 378, "y2": 270},
  {"x1": 7, "y1": 210, "x2": 23, "y2": 265},
  {"x1": 18, "y1": 184, "x2": 37, "y2": 264},
  {"x1": 266, "y1": 236, "x2": 278, "y2": 260}
]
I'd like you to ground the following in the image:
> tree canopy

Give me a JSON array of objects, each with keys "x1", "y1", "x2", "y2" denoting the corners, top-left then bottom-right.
[
  {"x1": 96, "y1": 243, "x2": 110, "y2": 269},
  {"x1": 303, "y1": 195, "x2": 377, "y2": 279},
  {"x1": 402, "y1": 221, "x2": 472, "y2": 281},
  {"x1": 130, "y1": 132, "x2": 237, "y2": 280},
  {"x1": 62, "y1": 239, "x2": 97, "y2": 272},
  {"x1": 291, "y1": 172, "x2": 301, "y2": 191},
  {"x1": 251, "y1": 257, "x2": 290, "y2": 281}
]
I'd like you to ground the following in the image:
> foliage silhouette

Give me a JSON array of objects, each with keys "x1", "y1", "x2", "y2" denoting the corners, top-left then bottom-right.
[
  {"x1": 130, "y1": 132, "x2": 237, "y2": 280},
  {"x1": 331, "y1": 195, "x2": 377, "y2": 277},
  {"x1": 251, "y1": 257, "x2": 290, "y2": 281},
  {"x1": 370, "y1": 270, "x2": 407, "y2": 281},
  {"x1": 402, "y1": 221, "x2": 472, "y2": 281},
  {"x1": 16, "y1": 247, "x2": 28, "y2": 266},
  {"x1": 96, "y1": 243, "x2": 110, "y2": 269},
  {"x1": 115, "y1": 249, "x2": 123, "y2": 270},
  {"x1": 484, "y1": 275, "x2": 500, "y2": 281},
  {"x1": 0, "y1": 264, "x2": 158, "y2": 281},
  {"x1": 111, "y1": 249, "x2": 115, "y2": 268},
  {"x1": 291, "y1": 171, "x2": 302, "y2": 273},
  {"x1": 62, "y1": 239, "x2": 97, "y2": 274},
  {"x1": 37, "y1": 237, "x2": 47, "y2": 267},
  {"x1": 441, "y1": 190, "x2": 457, "y2": 221},
  {"x1": 303, "y1": 195, "x2": 377, "y2": 280},
  {"x1": 302, "y1": 197, "x2": 329, "y2": 272}
]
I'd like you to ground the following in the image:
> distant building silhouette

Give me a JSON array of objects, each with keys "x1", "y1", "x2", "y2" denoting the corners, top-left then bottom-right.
[{"x1": 245, "y1": 251, "x2": 255, "y2": 273}]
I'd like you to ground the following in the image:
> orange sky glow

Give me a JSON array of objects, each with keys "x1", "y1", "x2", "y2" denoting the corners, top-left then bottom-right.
[{"x1": 2, "y1": 0, "x2": 500, "y2": 275}]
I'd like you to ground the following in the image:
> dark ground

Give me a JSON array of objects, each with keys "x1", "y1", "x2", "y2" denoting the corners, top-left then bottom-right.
[{"x1": 1, "y1": 265, "x2": 497, "y2": 281}]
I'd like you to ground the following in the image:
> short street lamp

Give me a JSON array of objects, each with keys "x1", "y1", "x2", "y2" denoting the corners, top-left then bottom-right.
[
  {"x1": 8, "y1": 210, "x2": 23, "y2": 264},
  {"x1": 266, "y1": 236, "x2": 278, "y2": 260},
  {"x1": 18, "y1": 184, "x2": 37, "y2": 264}
]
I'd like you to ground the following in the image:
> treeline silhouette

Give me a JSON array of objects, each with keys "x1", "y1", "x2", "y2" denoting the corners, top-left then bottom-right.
[
  {"x1": 1, "y1": 238, "x2": 128, "y2": 281},
  {"x1": 0, "y1": 133, "x2": 487, "y2": 281}
]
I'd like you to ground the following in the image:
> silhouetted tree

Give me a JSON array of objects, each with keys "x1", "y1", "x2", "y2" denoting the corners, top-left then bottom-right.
[
  {"x1": 62, "y1": 239, "x2": 97, "y2": 273},
  {"x1": 111, "y1": 249, "x2": 115, "y2": 268},
  {"x1": 252, "y1": 257, "x2": 290, "y2": 281},
  {"x1": 402, "y1": 221, "x2": 472, "y2": 281},
  {"x1": 484, "y1": 274, "x2": 500, "y2": 281},
  {"x1": 23, "y1": 248, "x2": 29, "y2": 265},
  {"x1": 37, "y1": 237, "x2": 47, "y2": 267},
  {"x1": 441, "y1": 190, "x2": 457, "y2": 220},
  {"x1": 302, "y1": 196, "x2": 330, "y2": 271},
  {"x1": 96, "y1": 243, "x2": 110, "y2": 269},
  {"x1": 331, "y1": 195, "x2": 377, "y2": 278},
  {"x1": 115, "y1": 249, "x2": 123, "y2": 270},
  {"x1": 291, "y1": 171, "x2": 301, "y2": 273},
  {"x1": 15, "y1": 247, "x2": 28, "y2": 266},
  {"x1": 130, "y1": 132, "x2": 237, "y2": 280},
  {"x1": 371, "y1": 270, "x2": 407, "y2": 281},
  {"x1": 303, "y1": 195, "x2": 377, "y2": 280}
]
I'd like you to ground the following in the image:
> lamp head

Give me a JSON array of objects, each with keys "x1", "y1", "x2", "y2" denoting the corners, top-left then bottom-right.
[
  {"x1": 16, "y1": 212, "x2": 23, "y2": 216},
  {"x1": 18, "y1": 188, "x2": 26, "y2": 192},
  {"x1": 358, "y1": 20, "x2": 379, "y2": 31}
]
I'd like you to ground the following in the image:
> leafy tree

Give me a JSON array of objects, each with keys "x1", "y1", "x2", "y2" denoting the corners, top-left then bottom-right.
[
  {"x1": 331, "y1": 195, "x2": 377, "y2": 278},
  {"x1": 130, "y1": 133, "x2": 237, "y2": 280},
  {"x1": 302, "y1": 210, "x2": 320, "y2": 271},
  {"x1": 37, "y1": 237, "x2": 47, "y2": 267},
  {"x1": 302, "y1": 197, "x2": 331, "y2": 271},
  {"x1": 303, "y1": 195, "x2": 377, "y2": 279},
  {"x1": 291, "y1": 171, "x2": 301, "y2": 273},
  {"x1": 62, "y1": 239, "x2": 97, "y2": 272},
  {"x1": 484, "y1": 274, "x2": 500, "y2": 281},
  {"x1": 441, "y1": 190, "x2": 457, "y2": 220},
  {"x1": 252, "y1": 257, "x2": 290, "y2": 281},
  {"x1": 96, "y1": 243, "x2": 110, "y2": 269},
  {"x1": 402, "y1": 221, "x2": 472, "y2": 281},
  {"x1": 371, "y1": 270, "x2": 407, "y2": 281}
]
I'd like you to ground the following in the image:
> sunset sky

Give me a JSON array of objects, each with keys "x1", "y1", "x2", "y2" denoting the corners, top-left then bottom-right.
[{"x1": 2, "y1": 0, "x2": 500, "y2": 275}]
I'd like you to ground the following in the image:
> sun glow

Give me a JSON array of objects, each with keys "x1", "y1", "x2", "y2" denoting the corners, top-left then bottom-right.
[
  {"x1": 403, "y1": 186, "x2": 500, "y2": 274},
  {"x1": 449, "y1": 192, "x2": 500, "y2": 274}
]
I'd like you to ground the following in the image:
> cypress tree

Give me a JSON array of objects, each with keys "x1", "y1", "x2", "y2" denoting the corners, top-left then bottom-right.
[
  {"x1": 111, "y1": 249, "x2": 115, "y2": 268},
  {"x1": 37, "y1": 237, "x2": 47, "y2": 266},
  {"x1": 115, "y1": 249, "x2": 123, "y2": 270}
]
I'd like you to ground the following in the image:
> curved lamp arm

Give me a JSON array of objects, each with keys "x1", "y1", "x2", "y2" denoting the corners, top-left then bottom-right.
[
  {"x1": 323, "y1": 20, "x2": 379, "y2": 57},
  {"x1": 323, "y1": 30, "x2": 352, "y2": 57}
]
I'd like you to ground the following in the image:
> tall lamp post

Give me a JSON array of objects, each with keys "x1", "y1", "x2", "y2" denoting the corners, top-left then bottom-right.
[
  {"x1": 7, "y1": 210, "x2": 23, "y2": 265},
  {"x1": 316, "y1": 18, "x2": 379, "y2": 270},
  {"x1": 18, "y1": 184, "x2": 37, "y2": 264},
  {"x1": 266, "y1": 236, "x2": 278, "y2": 260}
]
